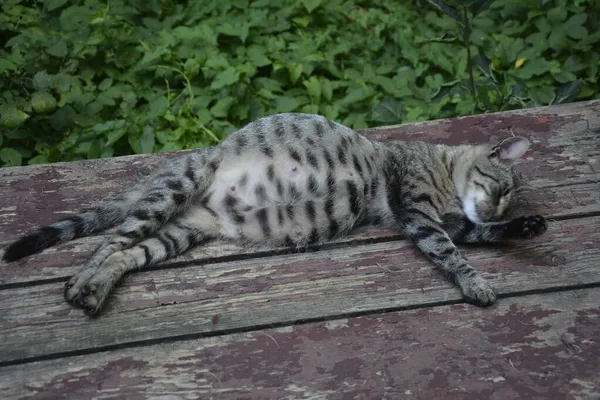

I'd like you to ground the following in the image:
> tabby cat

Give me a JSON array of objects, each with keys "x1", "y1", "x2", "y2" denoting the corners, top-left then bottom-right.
[{"x1": 3, "y1": 113, "x2": 547, "y2": 316}]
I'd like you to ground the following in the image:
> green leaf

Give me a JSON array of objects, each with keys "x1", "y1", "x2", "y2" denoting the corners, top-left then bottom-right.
[
  {"x1": 431, "y1": 79, "x2": 462, "y2": 101},
  {"x1": 247, "y1": 45, "x2": 271, "y2": 67},
  {"x1": 0, "y1": 106, "x2": 29, "y2": 128},
  {"x1": 87, "y1": 140, "x2": 102, "y2": 159},
  {"x1": 301, "y1": 0, "x2": 322, "y2": 13},
  {"x1": 217, "y1": 22, "x2": 250, "y2": 43},
  {"x1": 28, "y1": 154, "x2": 50, "y2": 165},
  {"x1": 320, "y1": 104, "x2": 339, "y2": 120},
  {"x1": 426, "y1": 0, "x2": 462, "y2": 23},
  {"x1": 303, "y1": 77, "x2": 321, "y2": 104},
  {"x1": 106, "y1": 125, "x2": 127, "y2": 146},
  {"x1": 59, "y1": 5, "x2": 94, "y2": 32},
  {"x1": 0, "y1": 59, "x2": 17, "y2": 73},
  {"x1": 257, "y1": 88, "x2": 276, "y2": 99},
  {"x1": 210, "y1": 96, "x2": 235, "y2": 117},
  {"x1": 211, "y1": 67, "x2": 240, "y2": 90},
  {"x1": 552, "y1": 71, "x2": 577, "y2": 84},
  {"x1": 289, "y1": 63, "x2": 303, "y2": 84},
  {"x1": 148, "y1": 96, "x2": 169, "y2": 118},
  {"x1": 98, "y1": 78, "x2": 113, "y2": 91},
  {"x1": 552, "y1": 81, "x2": 583, "y2": 105},
  {"x1": 370, "y1": 98, "x2": 404, "y2": 124},
  {"x1": 547, "y1": 7, "x2": 567, "y2": 24},
  {"x1": 513, "y1": 58, "x2": 552, "y2": 79},
  {"x1": 183, "y1": 59, "x2": 200, "y2": 77},
  {"x1": 46, "y1": 41, "x2": 68, "y2": 57},
  {"x1": 340, "y1": 87, "x2": 373, "y2": 105},
  {"x1": 31, "y1": 91, "x2": 58, "y2": 114},
  {"x1": 581, "y1": 30, "x2": 600, "y2": 46},
  {"x1": 275, "y1": 96, "x2": 300, "y2": 113},
  {"x1": 564, "y1": 14, "x2": 588, "y2": 40},
  {"x1": 470, "y1": 0, "x2": 495, "y2": 15},
  {"x1": 0, "y1": 148, "x2": 23, "y2": 167},
  {"x1": 140, "y1": 126, "x2": 155, "y2": 153},
  {"x1": 32, "y1": 71, "x2": 53, "y2": 91},
  {"x1": 321, "y1": 78, "x2": 333, "y2": 102},
  {"x1": 404, "y1": 107, "x2": 425, "y2": 123},
  {"x1": 46, "y1": 0, "x2": 68, "y2": 11}
]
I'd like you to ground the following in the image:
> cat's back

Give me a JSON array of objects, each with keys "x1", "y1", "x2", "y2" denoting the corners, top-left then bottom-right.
[{"x1": 222, "y1": 113, "x2": 362, "y2": 153}]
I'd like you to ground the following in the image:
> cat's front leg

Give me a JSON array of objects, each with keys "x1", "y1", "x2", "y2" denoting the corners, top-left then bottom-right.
[
  {"x1": 442, "y1": 213, "x2": 547, "y2": 244},
  {"x1": 398, "y1": 210, "x2": 497, "y2": 306}
]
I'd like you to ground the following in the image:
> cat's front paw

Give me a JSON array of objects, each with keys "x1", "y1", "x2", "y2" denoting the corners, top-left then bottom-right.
[
  {"x1": 507, "y1": 215, "x2": 547, "y2": 239},
  {"x1": 459, "y1": 276, "x2": 497, "y2": 307}
]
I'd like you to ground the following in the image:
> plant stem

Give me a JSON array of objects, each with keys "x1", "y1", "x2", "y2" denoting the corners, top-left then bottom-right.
[{"x1": 463, "y1": 6, "x2": 478, "y2": 107}]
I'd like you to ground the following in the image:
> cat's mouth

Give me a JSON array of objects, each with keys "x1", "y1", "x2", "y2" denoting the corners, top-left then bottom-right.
[
  {"x1": 462, "y1": 193, "x2": 484, "y2": 223},
  {"x1": 464, "y1": 201, "x2": 504, "y2": 223},
  {"x1": 462, "y1": 195, "x2": 502, "y2": 223}
]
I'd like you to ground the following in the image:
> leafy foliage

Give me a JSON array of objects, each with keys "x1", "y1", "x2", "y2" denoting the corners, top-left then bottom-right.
[{"x1": 0, "y1": 0, "x2": 598, "y2": 167}]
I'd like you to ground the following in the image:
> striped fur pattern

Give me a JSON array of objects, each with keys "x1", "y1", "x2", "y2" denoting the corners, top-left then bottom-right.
[{"x1": 2, "y1": 113, "x2": 547, "y2": 315}]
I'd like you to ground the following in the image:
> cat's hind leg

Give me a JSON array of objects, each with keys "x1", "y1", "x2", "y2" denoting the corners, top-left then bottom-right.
[
  {"x1": 67, "y1": 206, "x2": 220, "y2": 315},
  {"x1": 65, "y1": 152, "x2": 220, "y2": 306}
]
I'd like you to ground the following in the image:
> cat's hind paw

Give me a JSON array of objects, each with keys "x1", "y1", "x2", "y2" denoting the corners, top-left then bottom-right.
[{"x1": 64, "y1": 267, "x2": 116, "y2": 316}]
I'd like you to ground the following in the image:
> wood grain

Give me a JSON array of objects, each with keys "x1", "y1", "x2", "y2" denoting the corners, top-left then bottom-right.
[
  {"x1": 1, "y1": 100, "x2": 599, "y2": 286},
  {"x1": 1, "y1": 216, "x2": 598, "y2": 365},
  {"x1": 1, "y1": 287, "x2": 598, "y2": 400}
]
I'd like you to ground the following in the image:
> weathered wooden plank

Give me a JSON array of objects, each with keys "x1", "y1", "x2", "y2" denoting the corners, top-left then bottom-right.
[
  {"x1": 1, "y1": 288, "x2": 598, "y2": 400},
  {"x1": 1, "y1": 100, "x2": 599, "y2": 285},
  {"x1": 0, "y1": 216, "x2": 598, "y2": 365}
]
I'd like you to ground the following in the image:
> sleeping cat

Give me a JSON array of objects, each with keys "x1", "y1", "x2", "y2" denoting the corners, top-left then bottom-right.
[{"x1": 2, "y1": 113, "x2": 547, "y2": 315}]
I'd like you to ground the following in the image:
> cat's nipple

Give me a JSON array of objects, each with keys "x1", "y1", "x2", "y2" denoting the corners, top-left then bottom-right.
[{"x1": 288, "y1": 166, "x2": 298, "y2": 178}]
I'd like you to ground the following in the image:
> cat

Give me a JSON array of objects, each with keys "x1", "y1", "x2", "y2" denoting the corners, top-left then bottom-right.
[{"x1": 2, "y1": 113, "x2": 547, "y2": 316}]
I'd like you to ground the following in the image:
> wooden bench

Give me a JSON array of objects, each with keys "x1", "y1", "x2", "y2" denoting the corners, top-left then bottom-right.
[{"x1": 1, "y1": 100, "x2": 599, "y2": 399}]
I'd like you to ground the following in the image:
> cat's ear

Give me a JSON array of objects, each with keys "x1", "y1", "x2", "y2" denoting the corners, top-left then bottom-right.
[{"x1": 490, "y1": 136, "x2": 530, "y2": 163}]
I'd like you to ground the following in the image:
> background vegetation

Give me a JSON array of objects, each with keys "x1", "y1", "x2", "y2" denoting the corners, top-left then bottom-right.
[{"x1": 0, "y1": 0, "x2": 598, "y2": 166}]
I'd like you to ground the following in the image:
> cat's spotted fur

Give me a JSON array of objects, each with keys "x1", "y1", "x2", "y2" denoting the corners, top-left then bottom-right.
[{"x1": 3, "y1": 113, "x2": 547, "y2": 315}]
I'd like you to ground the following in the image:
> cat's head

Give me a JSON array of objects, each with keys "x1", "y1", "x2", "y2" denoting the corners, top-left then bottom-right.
[{"x1": 460, "y1": 137, "x2": 530, "y2": 223}]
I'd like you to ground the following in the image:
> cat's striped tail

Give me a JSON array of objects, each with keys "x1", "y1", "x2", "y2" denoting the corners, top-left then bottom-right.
[{"x1": 2, "y1": 199, "x2": 131, "y2": 262}]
